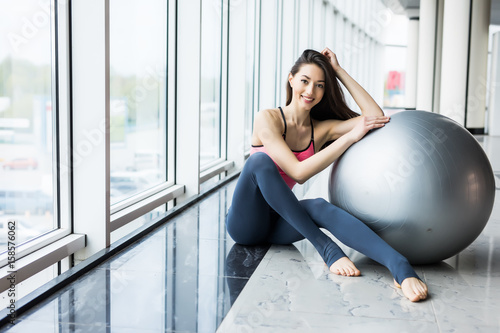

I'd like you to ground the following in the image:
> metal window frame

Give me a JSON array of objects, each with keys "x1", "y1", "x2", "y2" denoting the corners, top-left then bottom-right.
[{"x1": 198, "y1": 0, "x2": 230, "y2": 174}]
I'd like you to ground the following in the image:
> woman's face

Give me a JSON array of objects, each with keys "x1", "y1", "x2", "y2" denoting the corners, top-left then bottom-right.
[{"x1": 289, "y1": 63, "x2": 325, "y2": 109}]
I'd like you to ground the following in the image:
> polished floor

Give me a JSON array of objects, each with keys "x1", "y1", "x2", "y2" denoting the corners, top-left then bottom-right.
[{"x1": 2, "y1": 135, "x2": 500, "y2": 332}]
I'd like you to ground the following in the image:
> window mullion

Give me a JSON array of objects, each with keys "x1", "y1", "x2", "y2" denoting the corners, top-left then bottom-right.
[{"x1": 72, "y1": 0, "x2": 111, "y2": 261}]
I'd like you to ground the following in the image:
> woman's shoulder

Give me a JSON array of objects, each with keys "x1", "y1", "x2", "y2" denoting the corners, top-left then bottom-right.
[
  {"x1": 255, "y1": 108, "x2": 284, "y2": 126},
  {"x1": 252, "y1": 108, "x2": 285, "y2": 144},
  {"x1": 257, "y1": 107, "x2": 281, "y2": 118}
]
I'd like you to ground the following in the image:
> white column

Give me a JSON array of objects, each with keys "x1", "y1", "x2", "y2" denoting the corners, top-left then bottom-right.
[
  {"x1": 416, "y1": 0, "x2": 438, "y2": 112},
  {"x1": 466, "y1": 0, "x2": 491, "y2": 132},
  {"x1": 72, "y1": 0, "x2": 110, "y2": 260},
  {"x1": 439, "y1": 0, "x2": 470, "y2": 125},
  {"x1": 488, "y1": 32, "x2": 500, "y2": 136},
  {"x1": 258, "y1": 0, "x2": 278, "y2": 110},
  {"x1": 297, "y1": 0, "x2": 311, "y2": 53},
  {"x1": 405, "y1": 15, "x2": 419, "y2": 109},
  {"x1": 175, "y1": 0, "x2": 201, "y2": 201},
  {"x1": 281, "y1": 0, "x2": 297, "y2": 105},
  {"x1": 432, "y1": 0, "x2": 444, "y2": 114},
  {"x1": 226, "y1": 0, "x2": 247, "y2": 170}
]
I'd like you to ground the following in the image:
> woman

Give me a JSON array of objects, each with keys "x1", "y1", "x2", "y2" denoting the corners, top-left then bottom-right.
[{"x1": 225, "y1": 48, "x2": 428, "y2": 302}]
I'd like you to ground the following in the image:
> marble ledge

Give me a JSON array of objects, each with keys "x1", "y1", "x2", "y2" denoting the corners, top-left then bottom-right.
[{"x1": 218, "y1": 241, "x2": 500, "y2": 333}]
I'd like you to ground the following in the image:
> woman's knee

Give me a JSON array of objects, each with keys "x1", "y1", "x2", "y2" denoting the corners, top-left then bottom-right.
[
  {"x1": 245, "y1": 152, "x2": 276, "y2": 171},
  {"x1": 226, "y1": 208, "x2": 270, "y2": 245}
]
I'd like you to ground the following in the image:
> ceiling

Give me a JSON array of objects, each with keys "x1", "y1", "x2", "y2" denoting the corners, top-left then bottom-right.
[{"x1": 384, "y1": 0, "x2": 500, "y2": 25}]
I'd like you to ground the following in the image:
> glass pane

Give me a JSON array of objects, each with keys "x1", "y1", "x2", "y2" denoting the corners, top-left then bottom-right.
[
  {"x1": 200, "y1": 0, "x2": 223, "y2": 167},
  {"x1": 110, "y1": 0, "x2": 167, "y2": 205},
  {"x1": 0, "y1": 0, "x2": 56, "y2": 248},
  {"x1": 244, "y1": 0, "x2": 256, "y2": 151}
]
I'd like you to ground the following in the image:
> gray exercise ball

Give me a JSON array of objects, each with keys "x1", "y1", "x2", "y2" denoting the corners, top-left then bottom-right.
[{"x1": 328, "y1": 110, "x2": 496, "y2": 264}]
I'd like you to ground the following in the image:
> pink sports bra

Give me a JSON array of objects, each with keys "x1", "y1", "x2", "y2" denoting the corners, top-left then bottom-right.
[{"x1": 250, "y1": 107, "x2": 315, "y2": 189}]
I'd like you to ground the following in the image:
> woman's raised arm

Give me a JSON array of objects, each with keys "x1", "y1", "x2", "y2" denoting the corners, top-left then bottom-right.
[{"x1": 321, "y1": 47, "x2": 384, "y2": 117}]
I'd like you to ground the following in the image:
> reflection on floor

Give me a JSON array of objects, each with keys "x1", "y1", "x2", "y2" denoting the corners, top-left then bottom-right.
[
  {"x1": 2, "y1": 135, "x2": 500, "y2": 332},
  {"x1": 1, "y1": 182, "x2": 269, "y2": 332}
]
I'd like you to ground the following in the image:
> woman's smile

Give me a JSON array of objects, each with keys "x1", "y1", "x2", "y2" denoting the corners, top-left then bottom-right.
[{"x1": 302, "y1": 95, "x2": 314, "y2": 103}]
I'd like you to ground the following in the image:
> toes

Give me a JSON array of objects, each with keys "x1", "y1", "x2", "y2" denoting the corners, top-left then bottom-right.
[
  {"x1": 329, "y1": 258, "x2": 361, "y2": 277},
  {"x1": 330, "y1": 266, "x2": 343, "y2": 276},
  {"x1": 400, "y1": 278, "x2": 428, "y2": 302}
]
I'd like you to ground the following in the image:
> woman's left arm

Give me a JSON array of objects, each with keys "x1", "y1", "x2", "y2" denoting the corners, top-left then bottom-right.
[{"x1": 322, "y1": 47, "x2": 383, "y2": 117}]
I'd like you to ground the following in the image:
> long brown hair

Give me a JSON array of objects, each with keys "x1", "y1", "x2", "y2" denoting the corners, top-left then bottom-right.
[{"x1": 286, "y1": 49, "x2": 358, "y2": 121}]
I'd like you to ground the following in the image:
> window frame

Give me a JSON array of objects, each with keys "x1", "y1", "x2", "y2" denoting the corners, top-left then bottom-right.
[
  {"x1": 199, "y1": 0, "x2": 230, "y2": 177},
  {"x1": 0, "y1": 0, "x2": 83, "y2": 292},
  {"x1": 108, "y1": 0, "x2": 177, "y2": 222},
  {"x1": 0, "y1": 0, "x2": 72, "y2": 263}
]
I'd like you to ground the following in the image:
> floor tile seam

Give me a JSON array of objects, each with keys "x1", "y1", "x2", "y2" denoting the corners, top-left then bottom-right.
[{"x1": 424, "y1": 270, "x2": 445, "y2": 332}]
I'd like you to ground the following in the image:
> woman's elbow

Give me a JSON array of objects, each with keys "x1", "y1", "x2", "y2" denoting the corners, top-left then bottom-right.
[
  {"x1": 293, "y1": 171, "x2": 309, "y2": 185},
  {"x1": 362, "y1": 106, "x2": 384, "y2": 117}
]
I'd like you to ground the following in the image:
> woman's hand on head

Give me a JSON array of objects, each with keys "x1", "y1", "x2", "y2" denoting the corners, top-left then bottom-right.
[
  {"x1": 345, "y1": 115, "x2": 390, "y2": 143},
  {"x1": 321, "y1": 47, "x2": 341, "y2": 72}
]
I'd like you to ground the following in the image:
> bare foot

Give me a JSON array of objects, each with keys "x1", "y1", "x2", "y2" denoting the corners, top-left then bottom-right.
[
  {"x1": 329, "y1": 257, "x2": 361, "y2": 277},
  {"x1": 394, "y1": 278, "x2": 428, "y2": 302}
]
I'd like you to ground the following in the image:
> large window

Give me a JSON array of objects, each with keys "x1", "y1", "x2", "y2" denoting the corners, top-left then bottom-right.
[
  {"x1": 200, "y1": 0, "x2": 224, "y2": 168},
  {"x1": 0, "y1": 0, "x2": 393, "y2": 308},
  {"x1": 0, "y1": 0, "x2": 57, "y2": 248},
  {"x1": 109, "y1": 0, "x2": 168, "y2": 205},
  {"x1": 383, "y1": 15, "x2": 408, "y2": 108}
]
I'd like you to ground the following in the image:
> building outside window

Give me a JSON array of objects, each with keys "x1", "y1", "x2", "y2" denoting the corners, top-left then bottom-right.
[
  {"x1": 0, "y1": 0, "x2": 57, "y2": 248},
  {"x1": 200, "y1": 0, "x2": 224, "y2": 168},
  {"x1": 109, "y1": 0, "x2": 168, "y2": 205}
]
